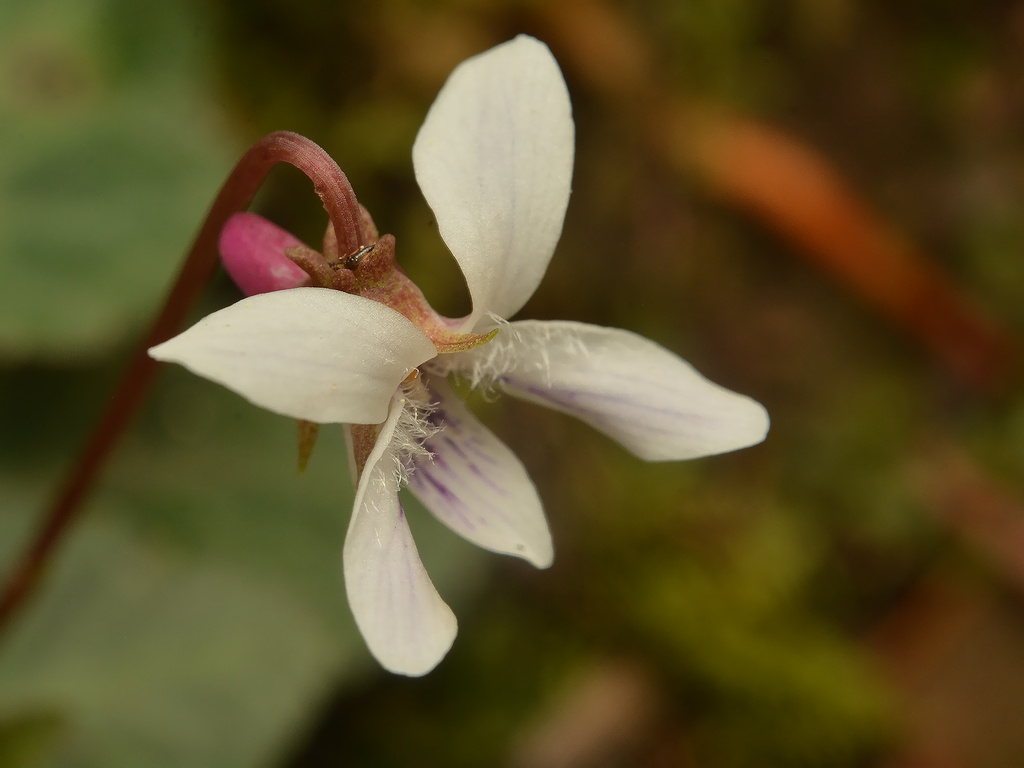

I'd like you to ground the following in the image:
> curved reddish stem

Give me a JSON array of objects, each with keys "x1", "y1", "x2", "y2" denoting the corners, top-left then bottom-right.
[
  {"x1": 263, "y1": 131, "x2": 365, "y2": 254},
  {"x1": 0, "y1": 131, "x2": 363, "y2": 635}
]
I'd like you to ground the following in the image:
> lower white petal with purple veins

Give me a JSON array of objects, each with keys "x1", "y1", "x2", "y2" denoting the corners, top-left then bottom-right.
[
  {"x1": 408, "y1": 377, "x2": 553, "y2": 568},
  {"x1": 478, "y1": 320, "x2": 769, "y2": 462},
  {"x1": 343, "y1": 392, "x2": 457, "y2": 676}
]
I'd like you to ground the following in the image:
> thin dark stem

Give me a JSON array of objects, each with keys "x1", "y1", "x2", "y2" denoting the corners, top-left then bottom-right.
[{"x1": 0, "y1": 131, "x2": 363, "y2": 635}]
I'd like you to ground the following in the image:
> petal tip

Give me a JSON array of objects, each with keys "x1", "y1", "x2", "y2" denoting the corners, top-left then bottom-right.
[
  {"x1": 146, "y1": 337, "x2": 176, "y2": 363},
  {"x1": 525, "y1": 543, "x2": 555, "y2": 570},
  {"x1": 727, "y1": 396, "x2": 771, "y2": 453},
  {"x1": 375, "y1": 611, "x2": 458, "y2": 677}
]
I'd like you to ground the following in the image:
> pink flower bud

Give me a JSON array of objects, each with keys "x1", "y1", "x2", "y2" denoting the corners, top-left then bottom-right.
[{"x1": 219, "y1": 212, "x2": 311, "y2": 296}]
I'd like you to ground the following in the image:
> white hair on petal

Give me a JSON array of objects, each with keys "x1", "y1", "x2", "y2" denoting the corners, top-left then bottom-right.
[
  {"x1": 428, "y1": 317, "x2": 590, "y2": 395},
  {"x1": 386, "y1": 374, "x2": 441, "y2": 487},
  {"x1": 427, "y1": 316, "x2": 515, "y2": 388}
]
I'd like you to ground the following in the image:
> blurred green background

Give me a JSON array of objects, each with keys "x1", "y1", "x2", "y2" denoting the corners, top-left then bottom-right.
[{"x1": 4, "y1": 0, "x2": 1024, "y2": 766}]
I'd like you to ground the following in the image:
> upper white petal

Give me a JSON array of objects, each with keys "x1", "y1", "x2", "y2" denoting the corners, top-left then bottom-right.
[
  {"x1": 487, "y1": 320, "x2": 770, "y2": 461},
  {"x1": 413, "y1": 35, "x2": 574, "y2": 329},
  {"x1": 407, "y1": 377, "x2": 553, "y2": 568},
  {"x1": 343, "y1": 392, "x2": 457, "y2": 676},
  {"x1": 148, "y1": 287, "x2": 437, "y2": 425}
]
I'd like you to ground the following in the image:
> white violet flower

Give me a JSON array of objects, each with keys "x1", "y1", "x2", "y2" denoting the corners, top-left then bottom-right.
[{"x1": 149, "y1": 35, "x2": 769, "y2": 676}]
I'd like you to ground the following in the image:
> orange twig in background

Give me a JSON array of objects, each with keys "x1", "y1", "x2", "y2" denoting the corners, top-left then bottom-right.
[
  {"x1": 540, "y1": 0, "x2": 1017, "y2": 393},
  {"x1": 678, "y1": 112, "x2": 1016, "y2": 393}
]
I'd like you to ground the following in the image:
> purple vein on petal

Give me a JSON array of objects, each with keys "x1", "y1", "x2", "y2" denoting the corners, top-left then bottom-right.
[
  {"x1": 439, "y1": 433, "x2": 503, "y2": 477},
  {"x1": 408, "y1": 466, "x2": 477, "y2": 531}
]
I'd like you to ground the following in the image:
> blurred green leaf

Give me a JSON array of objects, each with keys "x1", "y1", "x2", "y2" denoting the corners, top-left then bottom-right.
[
  {"x1": 0, "y1": 505, "x2": 343, "y2": 768},
  {"x1": 0, "y1": 0, "x2": 236, "y2": 361},
  {"x1": 0, "y1": 712, "x2": 66, "y2": 768}
]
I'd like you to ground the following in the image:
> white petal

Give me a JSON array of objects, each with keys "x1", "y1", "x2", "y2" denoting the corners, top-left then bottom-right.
[
  {"x1": 148, "y1": 287, "x2": 436, "y2": 425},
  {"x1": 407, "y1": 377, "x2": 553, "y2": 568},
  {"x1": 344, "y1": 392, "x2": 457, "y2": 676},
  {"x1": 413, "y1": 35, "x2": 574, "y2": 329},
  {"x1": 491, "y1": 321, "x2": 770, "y2": 461}
]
